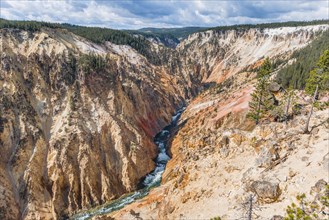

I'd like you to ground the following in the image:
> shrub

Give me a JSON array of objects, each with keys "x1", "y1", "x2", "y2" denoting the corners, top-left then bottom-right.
[{"x1": 284, "y1": 186, "x2": 329, "y2": 220}]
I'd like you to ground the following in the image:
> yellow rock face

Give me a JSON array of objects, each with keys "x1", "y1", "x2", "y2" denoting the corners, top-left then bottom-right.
[
  {"x1": 0, "y1": 28, "x2": 187, "y2": 219},
  {"x1": 1, "y1": 24, "x2": 328, "y2": 219}
]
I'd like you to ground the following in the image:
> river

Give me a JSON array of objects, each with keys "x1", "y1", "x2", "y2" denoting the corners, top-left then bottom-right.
[{"x1": 71, "y1": 107, "x2": 185, "y2": 220}]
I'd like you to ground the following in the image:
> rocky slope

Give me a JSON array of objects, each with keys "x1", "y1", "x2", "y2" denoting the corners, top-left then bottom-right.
[
  {"x1": 178, "y1": 25, "x2": 328, "y2": 83},
  {"x1": 107, "y1": 71, "x2": 329, "y2": 220},
  {"x1": 0, "y1": 24, "x2": 328, "y2": 220},
  {"x1": 99, "y1": 25, "x2": 329, "y2": 219}
]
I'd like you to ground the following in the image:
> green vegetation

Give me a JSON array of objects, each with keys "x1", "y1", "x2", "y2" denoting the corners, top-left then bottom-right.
[
  {"x1": 305, "y1": 50, "x2": 329, "y2": 95},
  {"x1": 77, "y1": 53, "x2": 118, "y2": 79},
  {"x1": 137, "y1": 27, "x2": 206, "y2": 39},
  {"x1": 127, "y1": 27, "x2": 206, "y2": 47},
  {"x1": 78, "y1": 53, "x2": 107, "y2": 74},
  {"x1": 268, "y1": 84, "x2": 297, "y2": 123},
  {"x1": 2, "y1": 18, "x2": 328, "y2": 66},
  {"x1": 0, "y1": 18, "x2": 61, "y2": 31},
  {"x1": 62, "y1": 52, "x2": 78, "y2": 85},
  {"x1": 210, "y1": 217, "x2": 221, "y2": 220},
  {"x1": 209, "y1": 20, "x2": 329, "y2": 32},
  {"x1": 61, "y1": 23, "x2": 154, "y2": 59},
  {"x1": 0, "y1": 19, "x2": 162, "y2": 64},
  {"x1": 132, "y1": 20, "x2": 328, "y2": 47},
  {"x1": 276, "y1": 30, "x2": 329, "y2": 89},
  {"x1": 247, "y1": 50, "x2": 329, "y2": 127},
  {"x1": 284, "y1": 186, "x2": 329, "y2": 220},
  {"x1": 303, "y1": 50, "x2": 329, "y2": 133},
  {"x1": 248, "y1": 58, "x2": 274, "y2": 124},
  {"x1": 127, "y1": 29, "x2": 180, "y2": 47}
]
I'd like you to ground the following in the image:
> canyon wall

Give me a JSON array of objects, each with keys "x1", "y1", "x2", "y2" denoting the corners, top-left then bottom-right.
[
  {"x1": 0, "y1": 24, "x2": 328, "y2": 219},
  {"x1": 178, "y1": 25, "x2": 328, "y2": 83},
  {"x1": 0, "y1": 28, "x2": 189, "y2": 219},
  {"x1": 107, "y1": 25, "x2": 329, "y2": 220}
]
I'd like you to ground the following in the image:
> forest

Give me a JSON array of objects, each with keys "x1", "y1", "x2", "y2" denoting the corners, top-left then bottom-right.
[
  {"x1": 1, "y1": 18, "x2": 328, "y2": 68},
  {"x1": 0, "y1": 19, "x2": 159, "y2": 64},
  {"x1": 276, "y1": 30, "x2": 329, "y2": 89},
  {"x1": 209, "y1": 20, "x2": 329, "y2": 32}
]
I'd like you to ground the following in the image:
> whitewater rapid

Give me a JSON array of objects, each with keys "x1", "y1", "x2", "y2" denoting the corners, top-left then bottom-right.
[{"x1": 71, "y1": 107, "x2": 185, "y2": 220}]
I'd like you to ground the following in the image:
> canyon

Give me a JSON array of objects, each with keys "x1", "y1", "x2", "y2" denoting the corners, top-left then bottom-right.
[
  {"x1": 108, "y1": 87, "x2": 329, "y2": 219},
  {"x1": 0, "y1": 23, "x2": 328, "y2": 220}
]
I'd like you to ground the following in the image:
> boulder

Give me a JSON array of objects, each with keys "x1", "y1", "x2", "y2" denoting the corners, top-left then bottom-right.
[
  {"x1": 250, "y1": 180, "x2": 281, "y2": 203},
  {"x1": 269, "y1": 82, "x2": 281, "y2": 92}
]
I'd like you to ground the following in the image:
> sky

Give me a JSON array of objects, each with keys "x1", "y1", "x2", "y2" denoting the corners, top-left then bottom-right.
[{"x1": 1, "y1": 0, "x2": 328, "y2": 29}]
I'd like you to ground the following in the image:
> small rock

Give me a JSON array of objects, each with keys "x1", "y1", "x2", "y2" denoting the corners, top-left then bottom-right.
[
  {"x1": 168, "y1": 204, "x2": 175, "y2": 214},
  {"x1": 253, "y1": 139, "x2": 266, "y2": 152},
  {"x1": 311, "y1": 179, "x2": 328, "y2": 193},
  {"x1": 288, "y1": 169, "x2": 298, "y2": 179},
  {"x1": 311, "y1": 127, "x2": 319, "y2": 135},
  {"x1": 219, "y1": 136, "x2": 230, "y2": 147},
  {"x1": 255, "y1": 146, "x2": 279, "y2": 168},
  {"x1": 230, "y1": 133, "x2": 245, "y2": 146},
  {"x1": 219, "y1": 147, "x2": 229, "y2": 158},
  {"x1": 271, "y1": 215, "x2": 284, "y2": 220},
  {"x1": 301, "y1": 156, "x2": 309, "y2": 162},
  {"x1": 181, "y1": 192, "x2": 191, "y2": 203},
  {"x1": 129, "y1": 210, "x2": 142, "y2": 220},
  {"x1": 192, "y1": 154, "x2": 199, "y2": 161},
  {"x1": 269, "y1": 82, "x2": 281, "y2": 92},
  {"x1": 306, "y1": 150, "x2": 313, "y2": 154}
]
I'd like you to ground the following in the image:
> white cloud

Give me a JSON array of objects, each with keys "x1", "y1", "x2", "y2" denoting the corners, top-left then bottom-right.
[{"x1": 0, "y1": 0, "x2": 328, "y2": 29}]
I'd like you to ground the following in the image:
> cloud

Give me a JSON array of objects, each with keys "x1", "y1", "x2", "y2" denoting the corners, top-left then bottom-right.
[{"x1": 1, "y1": 0, "x2": 328, "y2": 29}]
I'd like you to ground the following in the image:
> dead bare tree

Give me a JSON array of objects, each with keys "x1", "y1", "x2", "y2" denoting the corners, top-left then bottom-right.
[
  {"x1": 248, "y1": 194, "x2": 253, "y2": 220},
  {"x1": 240, "y1": 194, "x2": 259, "y2": 220},
  {"x1": 304, "y1": 84, "x2": 318, "y2": 133}
]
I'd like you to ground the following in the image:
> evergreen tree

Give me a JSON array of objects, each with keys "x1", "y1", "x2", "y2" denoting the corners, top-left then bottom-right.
[
  {"x1": 276, "y1": 30, "x2": 329, "y2": 89},
  {"x1": 248, "y1": 58, "x2": 273, "y2": 124},
  {"x1": 304, "y1": 50, "x2": 329, "y2": 133}
]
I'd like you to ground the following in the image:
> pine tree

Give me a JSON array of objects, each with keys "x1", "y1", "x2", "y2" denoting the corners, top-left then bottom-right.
[
  {"x1": 304, "y1": 50, "x2": 329, "y2": 133},
  {"x1": 248, "y1": 58, "x2": 273, "y2": 124}
]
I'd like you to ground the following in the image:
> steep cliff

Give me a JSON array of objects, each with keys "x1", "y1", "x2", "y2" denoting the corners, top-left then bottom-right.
[
  {"x1": 1, "y1": 23, "x2": 328, "y2": 220},
  {"x1": 0, "y1": 28, "x2": 190, "y2": 219}
]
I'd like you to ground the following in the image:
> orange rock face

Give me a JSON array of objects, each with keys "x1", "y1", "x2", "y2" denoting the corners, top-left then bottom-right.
[
  {"x1": 1, "y1": 24, "x2": 328, "y2": 220},
  {"x1": 0, "y1": 28, "x2": 187, "y2": 219}
]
